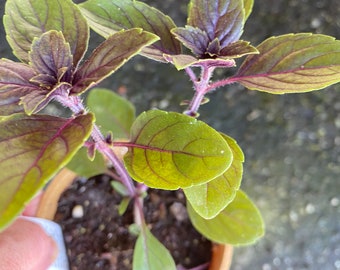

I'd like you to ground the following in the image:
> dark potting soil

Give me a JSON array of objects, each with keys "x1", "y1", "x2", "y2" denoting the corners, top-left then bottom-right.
[{"x1": 54, "y1": 174, "x2": 212, "y2": 270}]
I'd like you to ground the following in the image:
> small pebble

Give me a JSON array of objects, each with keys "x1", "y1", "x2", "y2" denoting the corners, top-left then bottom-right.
[
  {"x1": 72, "y1": 204, "x2": 84, "y2": 218},
  {"x1": 170, "y1": 202, "x2": 188, "y2": 222},
  {"x1": 330, "y1": 197, "x2": 339, "y2": 207}
]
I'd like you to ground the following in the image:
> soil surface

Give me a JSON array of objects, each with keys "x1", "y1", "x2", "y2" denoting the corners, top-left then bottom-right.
[{"x1": 54, "y1": 175, "x2": 211, "y2": 270}]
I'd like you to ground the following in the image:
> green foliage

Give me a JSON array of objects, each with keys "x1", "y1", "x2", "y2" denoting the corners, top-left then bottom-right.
[
  {"x1": 87, "y1": 88, "x2": 135, "y2": 138},
  {"x1": 0, "y1": 113, "x2": 94, "y2": 230},
  {"x1": 133, "y1": 226, "x2": 176, "y2": 270},
  {"x1": 243, "y1": 0, "x2": 254, "y2": 21},
  {"x1": 4, "y1": 0, "x2": 88, "y2": 65},
  {"x1": 72, "y1": 29, "x2": 159, "y2": 94},
  {"x1": 118, "y1": 197, "x2": 131, "y2": 215},
  {"x1": 188, "y1": 190, "x2": 265, "y2": 245},
  {"x1": 184, "y1": 134, "x2": 244, "y2": 219},
  {"x1": 124, "y1": 110, "x2": 233, "y2": 189},
  {"x1": 79, "y1": 0, "x2": 181, "y2": 61},
  {"x1": 67, "y1": 147, "x2": 107, "y2": 178},
  {"x1": 1, "y1": 0, "x2": 339, "y2": 266},
  {"x1": 234, "y1": 33, "x2": 340, "y2": 93},
  {"x1": 111, "y1": 181, "x2": 130, "y2": 197}
]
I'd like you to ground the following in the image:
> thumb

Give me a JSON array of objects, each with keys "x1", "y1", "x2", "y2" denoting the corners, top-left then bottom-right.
[{"x1": 0, "y1": 218, "x2": 58, "y2": 270}]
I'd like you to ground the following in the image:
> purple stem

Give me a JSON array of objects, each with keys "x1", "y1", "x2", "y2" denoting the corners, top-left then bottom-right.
[
  {"x1": 55, "y1": 94, "x2": 137, "y2": 197},
  {"x1": 184, "y1": 65, "x2": 215, "y2": 116},
  {"x1": 185, "y1": 67, "x2": 198, "y2": 82},
  {"x1": 206, "y1": 76, "x2": 239, "y2": 92}
]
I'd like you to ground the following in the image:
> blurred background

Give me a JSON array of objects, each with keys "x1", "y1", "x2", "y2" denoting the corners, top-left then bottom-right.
[{"x1": 1, "y1": 0, "x2": 339, "y2": 269}]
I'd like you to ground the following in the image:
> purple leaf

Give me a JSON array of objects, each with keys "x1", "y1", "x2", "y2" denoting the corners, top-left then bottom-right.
[
  {"x1": 0, "y1": 59, "x2": 38, "y2": 116},
  {"x1": 4, "y1": 0, "x2": 88, "y2": 66},
  {"x1": 72, "y1": 29, "x2": 159, "y2": 94},
  {"x1": 187, "y1": 0, "x2": 244, "y2": 48},
  {"x1": 172, "y1": 26, "x2": 210, "y2": 57},
  {"x1": 29, "y1": 31, "x2": 73, "y2": 84},
  {"x1": 79, "y1": 0, "x2": 181, "y2": 62},
  {"x1": 20, "y1": 82, "x2": 72, "y2": 115},
  {"x1": 220, "y1": 40, "x2": 258, "y2": 58}
]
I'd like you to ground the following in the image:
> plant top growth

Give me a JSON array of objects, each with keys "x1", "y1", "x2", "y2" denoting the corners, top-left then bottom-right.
[{"x1": 0, "y1": 0, "x2": 339, "y2": 268}]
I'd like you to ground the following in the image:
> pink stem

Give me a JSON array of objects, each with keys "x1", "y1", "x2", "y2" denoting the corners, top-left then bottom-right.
[{"x1": 55, "y1": 94, "x2": 137, "y2": 197}]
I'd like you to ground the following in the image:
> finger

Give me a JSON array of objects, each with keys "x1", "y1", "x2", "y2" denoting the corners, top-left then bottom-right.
[
  {"x1": 0, "y1": 218, "x2": 58, "y2": 270},
  {"x1": 22, "y1": 192, "x2": 43, "y2": 217}
]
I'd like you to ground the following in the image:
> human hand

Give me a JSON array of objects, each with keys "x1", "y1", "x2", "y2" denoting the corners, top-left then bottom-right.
[{"x1": 0, "y1": 194, "x2": 59, "y2": 270}]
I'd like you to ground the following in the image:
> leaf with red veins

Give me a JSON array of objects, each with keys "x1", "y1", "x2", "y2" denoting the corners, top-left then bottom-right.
[
  {"x1": 187, "y1": 0, "x2": 244, "y2": 48},
  {"x1": 72, "y1": 29, "x2": 159, "y2": 94},
  {"x1": 4, "y1": 0, "x2": 89, "y2": 66},
  {"x1": 172, "y1": 26, "x2": 210, "y2": 57},
  {"x1": 164, "y1": 54, "x2": 235, "y2": 70},
  {"x1": 219, "y1": 40, "x2": 258, "y2": 58},
  {"x1": 0, "y1": 113, "x2": 94, "y2": 231},
  {"x1": 29, "y1": 31, "x2": 73, "y2": 84},
  {"x1": 0, "y1": 59, "x2": 39, "y2": 116},
  {"x1": 79, "y1": 0, "x2": 180, "y2": 62},
  {"x1": 233, "y1": 33, "x2": 340, "y2": 93},
  {"x1": 20, "y1": 82, "x2": 72, "y2": 115}
]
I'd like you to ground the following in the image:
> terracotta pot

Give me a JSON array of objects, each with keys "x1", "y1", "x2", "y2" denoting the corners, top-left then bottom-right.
[
  {"x1": 37, "y1": 168, "x2": 77, "y2": 219},
  {"x1": 37, "y1": 169, "x2": 234, "y2": 270},
  {"x1": 209, "y1": 243, "x2": 233, "y2": 270}
]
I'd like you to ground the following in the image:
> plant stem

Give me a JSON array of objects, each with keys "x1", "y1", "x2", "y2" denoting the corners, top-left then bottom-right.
[
  {"x1": 55, "y1": 94, "x2": 137, "y2": 197},
  {"x1": 185, "y1": 67, "x2": 198, "y2": 82},
  {"x1": 134, "y1": 189, "x2": 145, "y2": 227},
  {"x1": 184, "y1": 65, "x2": 215, "y2": 116},
  {"x1": 184, "y1": 90, "x2": 206, "y2": 117},
  {"x1": 206, "y1": 76, "x2": 239, "y2": 92},
  {"x1": 95, "y1": 135, "x2": 136, "y2": 197}
]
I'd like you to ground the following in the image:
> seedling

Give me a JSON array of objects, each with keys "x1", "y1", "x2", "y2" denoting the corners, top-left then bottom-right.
[{"x1": 0, "y1": 0, "x2": 339, "y2": 269}]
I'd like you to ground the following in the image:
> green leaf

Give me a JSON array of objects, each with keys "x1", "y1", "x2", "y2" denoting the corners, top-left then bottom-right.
[
  {"x1": 111, "y1": 181, "x2": 130, "y2": 197},
  {"x1": 72, "y1": 29, "x2": 159, "y2": 94},
  {"x1": 243, "y1": 0, "x2": 254, "y2": 21},
  {"x1": 4, "y1": 0, "x2": 88, "y2": 66},
  {"x1": 67, "y1": 147, "x2": 106, "y2": 178},
  {"x1": 164, "y1": 54, "x2": 235, "y2": 70},
  {"x1": 87, "y1": 88, "x2": 135, "y2": 139},
  {"x1": 184, "y1": 134, "x2": 244, "y2": 219},
  {"x1": 124, "y1": 110, "x2": 232, "y2": 190},
  {"x1": 0, "y1": 59, "x2": 38, "y2": 116},
  {"x1": 187, "y1": 0, "x2": 245, "y2": 48},
  {"x1": 234, "y1": 33, "x2": 340, "y2": 93},
  {"x1": 79, "y1": 0, "x2": 181, "y2": 61},
  {"x1": 118, "y1": 197, "x2": 131, "y2": 215},
  {"x1": 0, "y1": 113, "x2": 94, "y2": 231},
  {"x1": 133, "y1": 226, "x2": 176, "y2": 270},
  {"x1": 188, "y1": 190, "x2": 264, "y2": 245}
]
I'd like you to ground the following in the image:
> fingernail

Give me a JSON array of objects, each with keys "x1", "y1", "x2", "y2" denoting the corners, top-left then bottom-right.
[{"x1": 48, "y1": 235, "x2": 59, "y2": 263}]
